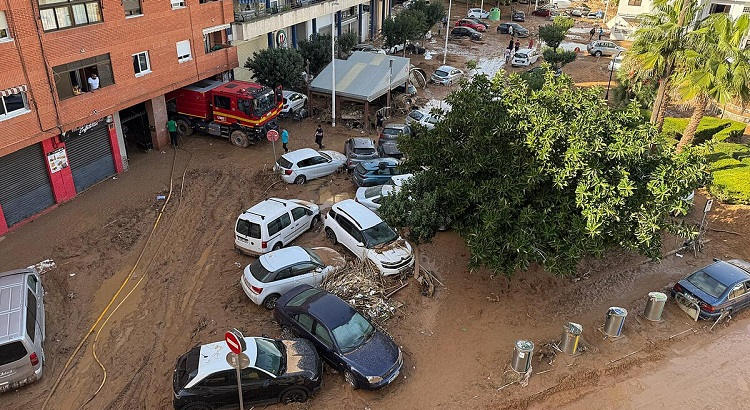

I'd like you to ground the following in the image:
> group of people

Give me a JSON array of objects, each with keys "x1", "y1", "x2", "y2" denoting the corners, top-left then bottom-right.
[
  {"x1": 164, "y1": 120, "x2": 324, "y2": 152},
  {"x1": 589, "y1": 26, "x2": 605, "y2": 40},
  {"x1": 504, "y1": 37, "x2": 535, "y2": 64}
]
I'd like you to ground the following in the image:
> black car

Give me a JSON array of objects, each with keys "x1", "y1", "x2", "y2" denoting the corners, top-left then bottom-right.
[
  {"x1": 512, "y1": 10, "x2": 526, "y2": 22},
  {"x1": 497, "y1": 22, "x2": 530, "y2": 37},
  {"x1": 378, "y1": 123, "x2": 411, "y2": 159},
  {"x1": 274, "y1": 285, "x2": 403, "y2": 389},
  {"x1": 450, "y1": 26, "x2": 483, "y2": 41},
  {"x1": 173, "y1": 337, "x2": 322, "y2": 409}
]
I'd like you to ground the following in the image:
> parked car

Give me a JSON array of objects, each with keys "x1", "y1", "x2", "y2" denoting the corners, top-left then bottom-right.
[
  {"x1": 405, "y1": 42, "x2": 426, "y2": 54},
  {"x1": 464, "y1": 17, "x2": 490, "y2": 29},
  {"x1": 0, "y1": 268, "x2": 45, "y2": 394},
  {"x1": 519, "y1": 0, "x2": 529, "y2": 4},
  {"x1": 512, "y1": 48, "x2": 540, "y2": 67},
  {"x1": 281, "y1": 90, "x2": 307, "y2": 116},
  {"x1": 672, "y1": 259, "x2": 750, "y2": 321},
  {"x1": 351, "y1": 43, "x2": 386, "y2": 54},
  {"x1": 274, "y1": 285, "x2": 403, "y2": 389},
  {"x1": 431, "y1": 65, "x2": 464, "y2": 86},
  {"x1": 343, "y1": 137, "x2": 379, "y2": 170},
  {"x1": 450, "y1": 26, "x2": 483, "y2": 41},
  {"x1": 455, "y1": 18, "x2": 487, "y2": 32},
  {"x1": 172, "y1": 336, "x2": 322, "y2": 409},
  {"x1": 234, "y1": 198, "x2": 320, "y2": 255},
  {"x1": 497, "y1": 22, "x2": 530, "y2": 37},
  {"x1": 587, "y1": 40, "x2": 625, "y2": 57},
  {"x1": 608, "y1": 54, "x2": 624, "y2": 71},
  {"x1": 355, "y1": 174, "x2": 413, "y2": 212},
  {"x1": 241, "y1": 246, "x2": 345, "y2": 309},
  {"x1": 467, "y1": 7, "x2": 490, "y2": 19},
  {"x1": 275, "y1": 148, "x2": 346, "y2": 184},
  {"x1": 586, "y1": 10, "x2": 604, "y2": 19},
  {"x1": 570, "y1": 7, "x2": 590, "y2": 17},
  {"x1": 405, "y1": 109, "x2": 439, "y2": 130},
  {"x1": 378, "y1": 123, "x2": 412, "y2": 158},
  {"x1": 531, "y1": 7, "x2": 552, "y2": 17},
  {"x1": 352, "y1": 158, "x2": 403, "y2": 187},
  {"x1": 324, "y1": 199, "x2": 414, "y2": 276},
  {"x1": 512, "y1": 10, "x2": 525, "y2": 22}
]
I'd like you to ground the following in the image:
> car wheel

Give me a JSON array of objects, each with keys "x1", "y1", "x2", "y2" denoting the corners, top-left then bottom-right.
[
  {"x1": 181, "y1": 402, "x2": 213, "y2": 410},
  {"x1": 595, "y1": 51, "x2": 602, "y2": 57},
  {"x1": 294, "y1": 175, "x2": 306, "y2": 184},
  {"x1": 280, "y1": 387, "x2": 309, "y2": 404},
  {"x1": 230, "y1": 130, "x2": 250, "y2": 148},
  {"x1": 309, "y1": 215, "x2": 320, "y2": 231},
  {"x1": 272, "y1": 242, "x2": 283, "y2": 251},
  {"x1": 175, "y1": 119, "x2": 193, "y2": 136},
  {"x1": 263, "y1": 294, "x2": 280, "y2": 310},
  {"x1": 325, "y1": 227, "x2": 337, "y2": 245},
  {"x1": 344, "y1": 371, "x2": 359, "y2": 389}
]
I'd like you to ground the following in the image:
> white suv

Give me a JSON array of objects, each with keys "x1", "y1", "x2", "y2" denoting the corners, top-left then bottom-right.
[
  {"x1": 323, "y1": 199, "x2": 414, "y2": 276},
  {"x1": 235, "y1": 198, "x2": 319, "y2": 255}
]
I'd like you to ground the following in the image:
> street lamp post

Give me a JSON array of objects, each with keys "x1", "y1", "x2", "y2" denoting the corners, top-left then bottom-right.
[
  {"x1": 443, "y1": 0, "x2": 452, "y2": 65},
  {"x1": 605, "y1": 50, "x2": 622, "y2": 101},
  {"x1": 387, "y1": 59, "x2": 393, "y2": 111},
  {"x1": 331, "y1": 4, "x2": 339, "y2": 127}
]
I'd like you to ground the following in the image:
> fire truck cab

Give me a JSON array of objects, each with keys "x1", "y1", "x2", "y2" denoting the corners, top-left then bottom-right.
[{"x1": 166, "y1": 79, "x2": 283, "y2": 147}]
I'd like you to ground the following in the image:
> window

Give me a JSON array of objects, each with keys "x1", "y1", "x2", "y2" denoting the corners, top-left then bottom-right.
[
  {"x1": 709, "y1": 4, "x2": 730, "y2": 14},
  {"x1": 314, "y1": 323, "x2": 333, "y2": 348},
  {"x1": 26, "y1": 290, "x2": 37, "y2": 342},
  {"x1": 295, "y1": 313, "x2": 314, "y2": 332},
  {"x1": 27, "y1": 274, "x2": 38, "y2": 292},
  {"x1": 267, "y1": 213, "x2": 291, "y2": 236},
  {"x1": 123, "y1": 0, "x2": 141, "y2": 16},
  {"x1": 53, "y1": 54, "x2": 113, "y2": 100},
  {"x1": 0, "y1": 341, "x2": 27, "y2": 366},
  {"x1": 240, "y1": 368, "x2": 266, "y2": 381},
  {"x1": 39, "y1": 0, "x2": 102, "y2": 32},
  {"x1": 0, "y1": 11, "x2": 10, "y2": 40},
  {"x1": 171, "y1": 0, "x2": 186, "y2": 8},
  {"x1": 627, "y1": 0, "x2": 641, "y2": 5},
  {"x1": 236, "y1": 219, "x2": 260, "y2": 239},
  {"x1": 214, "y1": 95, "x2": 231, "y2": 110},
  {"x1": 274, "y1": 268, "x2": 294, "y2": 281},
  {"x1": 238, "y1": 98, "x2": 252, "y2": 116},
  {"x1": 203, "y1": 28, "x2": 229, "y2": 53},
  {"x1": 132, "y1": 51, "x2": 150, "y2": 76},
  {"x1": 199, "y1": 371, "x2": 230, "y2": 387},
  {"x1": 744, "y1": 6, "x2": 750, "y2": 14},
  {"x1": 0, "y1": 91, "x2": 30, "y2": 120},
  {"x1": 287, "y1": 288, "x2": 321, "y2": 307},
  {"x1": 728, "y1": 283, "x2": 747, "y2": 300},
  {"x1": 291, "y1": 207, "x2": 308, "y2": 221},
  {"x1": 290, "y1": 262, "x2": 316, "y2": 276},
  {"x1": 176, "y1": 40, "x2": 192, "y2": 63},
  {"x1": 328, "y1": 209, "x2": 337, "y2": 219}
]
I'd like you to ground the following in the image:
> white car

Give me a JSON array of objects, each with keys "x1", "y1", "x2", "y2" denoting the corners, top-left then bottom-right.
[
  {"x1": 235, "y1": 198, "x2": 320, "y2": 255},
  {"x1": 240, "y1": 246, "x2": 345, "y2": 309},
  {"x1": 608, "y1": 54, "x2": 624, "y2": 71},
  {"x1": 281, "y1": 90, "x2": 307, "y2": 115},
  {"x1": 467, "y1": 8, "x2": 490, "y2": 19},
  {"x1": 324, "y1": 199, "x2": 414, "y2": 276},
  {"x1": 511, "y1": 48, "x2": 541, "y2": 67},
  {"x1": 355, "y1": 173, "x2": 413, "y2": 212},
  {"x1": 405, "y1": 109, "x2": 439, "y2": 130},
  {"x1": 276, "y1": 148, "x2": 346, "y2": 184},
  {"x1": 431, "y1": 65, "x2": 463, "y2": 86}
]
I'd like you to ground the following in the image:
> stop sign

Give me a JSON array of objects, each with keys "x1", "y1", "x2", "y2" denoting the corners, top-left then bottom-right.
[
  {"x1": 266, "y1": 129, "x2": 280, "y2": 142},
  {"x1": 225, "y1": 329, "x2": 246, "y2": 355}
]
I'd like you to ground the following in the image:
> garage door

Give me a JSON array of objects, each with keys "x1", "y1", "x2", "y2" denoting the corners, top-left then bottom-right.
[
  {"x1": 0, "y1": 144, "x2": 55, "y2": 227},
  {"x1": 65, "y1": 121, "x2": 115, "y2": 193}
]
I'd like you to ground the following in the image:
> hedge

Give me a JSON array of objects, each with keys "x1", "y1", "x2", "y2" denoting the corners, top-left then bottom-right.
[
  {"x1": 706, "y1": 142, "x2": 750, "y2": 204},
  {"x1": 662, "y1": 116, "x2": 746, "y2": 145}
]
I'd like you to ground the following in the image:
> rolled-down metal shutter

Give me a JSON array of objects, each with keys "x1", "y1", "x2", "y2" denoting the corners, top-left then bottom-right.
[
  {"x1": 0, "y1": 144, "x2": 55, "y2": 227},
  {"x1": 65, "y1": 121, "x2": 115, "y2": 193}
]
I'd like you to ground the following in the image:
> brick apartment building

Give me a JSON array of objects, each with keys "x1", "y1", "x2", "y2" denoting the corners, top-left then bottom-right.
[{"x1": 0, "y1": 0, "x2": 237, "y2": 234}]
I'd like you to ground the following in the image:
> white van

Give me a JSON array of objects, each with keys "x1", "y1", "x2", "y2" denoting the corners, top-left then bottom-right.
[
  {"x1": 0, "y1": 268, "x2": 45, "y2": 393},
  {"x1": 234, "y1": 198, "x2": 320, "y2": 255}
]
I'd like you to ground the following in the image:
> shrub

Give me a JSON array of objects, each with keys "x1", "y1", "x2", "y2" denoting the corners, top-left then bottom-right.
[
  {"x1": 706, "y1": 142, "x2": 750, "y2": 204},
  {"x1": 662, "y1": 116, "x2": 746, "y2": 145}
]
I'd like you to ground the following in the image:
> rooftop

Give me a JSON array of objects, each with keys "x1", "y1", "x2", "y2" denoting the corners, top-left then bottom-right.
[{"x1": 310, "y1": 52, "x2": 410, "y2": 102}]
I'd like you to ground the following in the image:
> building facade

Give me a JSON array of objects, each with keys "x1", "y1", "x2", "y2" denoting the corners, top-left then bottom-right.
[
  {"x1": 0, "y1": 0, "x2": 237, "y2": 234},
  {"x1": 232, "y1": 0, "x2": 391, "y2": 80}
]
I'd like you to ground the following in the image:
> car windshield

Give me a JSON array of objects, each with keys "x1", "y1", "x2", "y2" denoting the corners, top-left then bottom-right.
[
  {"x1": 354, "y1": 147, "x2": 375, "y2": 155},
  {"x1": 383, "y1": 128, "x2": 402, "y2": 137},
  {"x1": 277, "y1": 157, "x2": 293, "y2": 169},
  {"x1": 0, "y1": 341, "x2": 27, "y2": 366},
  {"x1": 515, "y1": 53, "x2": 528, "y2": 59},
  {"x1": 686, "y1": 270, "x2": 728, "y2": 299},
  {"x1": 303, "y1": 247, "x2": 324, "y2": 266},
  {"x1": 364, "y1": 185, "x2": 384, "y2": 199},
  {"x1": 319, "y1": 152, "x2": 332, "y2": 162},
  {"x1": 253, "y1": 90, "x2": 276, "y2": 117},
  {"x1": 255, "y1": 338, "x2": 285, "y2": 376},
  {"x1": 331, "y1": 312, "x2": 376, "y2": 353},
  {"x1": 362, "y1": 221, "x2": 398, "y2": 247},
  {"x1": 434, "y1": 69, "x2": 448, "y2": 77},
  {"x1": 355, "y1": 163, "x2": 368, "y2": 175},
  {"x1": 249, "y1": 259, "x2": 275, "y2": 283}
]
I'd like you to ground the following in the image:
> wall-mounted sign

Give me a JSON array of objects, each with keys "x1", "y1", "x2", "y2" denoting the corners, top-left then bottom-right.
[
  {"x1": 75, "y1": 119, "x2": 102, "y2": 136},
  {"x1": 276, "y1": 29, "x2": 287, "y2": 47},
  {"x1": 47, "y1": 148, "x2": 69, "y2": 174}
]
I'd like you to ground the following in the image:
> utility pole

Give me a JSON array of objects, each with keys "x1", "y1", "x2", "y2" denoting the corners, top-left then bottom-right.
[
  {"x1": 331, "y1": 6, "x2": 337, "y2": 127},
  {"x1": 443, "y1": 0, "x2": 452, "y2": 65}
]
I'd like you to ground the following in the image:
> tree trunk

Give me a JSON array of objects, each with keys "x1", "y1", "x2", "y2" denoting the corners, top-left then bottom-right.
[
  {"x1": 413, "y1": 244, "x2": 421, "y2": 280},
  {"x1": 651, "y1": 78, "x2": 669, "y2": 125},
  {"x1": 655, "y1": 91, "x2": 669, "y2": 131},
  {"x1": 676, "y1": 94, "x2": 708, "y2": 153}
]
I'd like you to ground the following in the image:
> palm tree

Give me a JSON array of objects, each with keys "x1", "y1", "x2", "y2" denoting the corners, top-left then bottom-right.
[
  {"x1": 630, "y1": 0, "x2": 699, "y2": 131},
  {"x1": 674, "y1": 14, "x2": 750, "y2": 152}
]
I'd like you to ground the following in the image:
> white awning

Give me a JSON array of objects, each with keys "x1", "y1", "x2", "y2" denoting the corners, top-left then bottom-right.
[
  {"x1": 202, "y1": 24, "x2": 230, "y2": 35},
  {"x1": 1, "y1": 85, "x2": 27, "y2": 97}
]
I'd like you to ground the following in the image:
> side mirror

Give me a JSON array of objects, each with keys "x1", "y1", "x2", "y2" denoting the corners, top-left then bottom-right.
[{"x1": 356, "y1": 242, "x2": 365, "y2": 247}]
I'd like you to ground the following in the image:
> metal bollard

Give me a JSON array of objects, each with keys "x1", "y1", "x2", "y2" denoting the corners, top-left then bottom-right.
[
  {"x1": 603, "y1": 307, "x2": 628, "y2": 337},
  {"x1": 559, "y1": 322, "x2": 583, "y2": 355},
  {"x1": 511, "y1": 340, "x2": 534, "y2": 373},
  {"x1": 644, "y1": 292, "x2": 667, "y2": 321}
]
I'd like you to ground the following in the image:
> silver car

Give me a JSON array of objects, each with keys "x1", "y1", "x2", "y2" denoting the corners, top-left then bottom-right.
[
  {"x1": 431, "y1": 65, "x2": 463, "y2": 86},
  {"x1": 0, "y1": 268, "x2": 45, "y2": 393},
  {"x1": 587, "y1": 40, "x2": 625, "y2": 57},
  {"x1": 405, "y1": 109, "x2": 439, "y2": 130},
  {"x1": 344, "y1": 137, "x2": 379, "y2": 170}
]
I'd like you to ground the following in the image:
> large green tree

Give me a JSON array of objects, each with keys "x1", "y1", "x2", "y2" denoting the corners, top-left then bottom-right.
[
  {"x1": 299, "y1": 34, "x2": 332, "y2": 76},
  {"x1": 539, "y1": 16, "x2": 577, "y2": 69},
  {"x1": 244, "y1": 47, "x2": 305, "y2": 90},
  {"x1": 674, "y1": 14, "x2": 750, "y2": 152},
  {"x1": 379, "y1": 72, "x2": 709, "y2": 275},
  {"x1": 382, "y1": 9, "x2": 427, "y2": 55},
  {"x1": 406, "y1": 0, "x2": 445, "y2": 36}
]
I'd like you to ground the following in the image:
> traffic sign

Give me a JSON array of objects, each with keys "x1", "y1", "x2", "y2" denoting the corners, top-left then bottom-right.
[
  {"x1": 266, "y1": 129, "x2": 280, "y2": 142},
  {"x1": 225, "y1": 329, "x2": 246, "y2": 355}
]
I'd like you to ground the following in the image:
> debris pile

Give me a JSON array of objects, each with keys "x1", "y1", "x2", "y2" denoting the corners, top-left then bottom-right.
[
  {"x1": 321, "y1": 261, "x2": 403, "y2": 323},
  {"x1": 414, "y1": 264, "x2": 443, "y2": 297}
]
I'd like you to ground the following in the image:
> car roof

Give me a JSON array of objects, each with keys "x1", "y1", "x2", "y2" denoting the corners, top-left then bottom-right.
[
  {"x1": 516, "y1": 48, "x2": 533, "y2": 54},
  {"x1": 259, "y1": 246, "x2": 311, "y2": 272},
  {"x1": 702, "y1": 260, "x2": 750, "y2": 286},
  {"x1": 186, "y1": 337, "x2": 261, "y2": 388},
  {"x1": 240, "y1": 197, "x2": 293, "y2": 222},
  {"x1": 332, "y1": 199, "x2": 383, "y2": 229},
  {"x1": 0, "y1": 269, "x2": 33, "y2": 344},
  {"x1": 389, "y1": 173, "x2": 413, "y2": 186},
  {"x1": 436, "y1": 65, "x2": 456, "y2": 71},
  {"x1": 350, "y1": 137, "x2": 375, "y2": 148},
  {"x1": 360, "y1": 158, "x2": 399, "y2": 170},
  {"x1": 282, "y1": 90, "x2": 301, "y2": 97},
  {"x1": 307, "y1": 292, "x2": 357, "y2": 329},
  {"x1": 282, "y1": 148, "x2": 320, "y2": 162}
]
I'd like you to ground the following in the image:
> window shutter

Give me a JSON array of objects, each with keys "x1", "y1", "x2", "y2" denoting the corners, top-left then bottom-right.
[{"x1": 176, "y1": 40, "x2": 191, "y2": 59}]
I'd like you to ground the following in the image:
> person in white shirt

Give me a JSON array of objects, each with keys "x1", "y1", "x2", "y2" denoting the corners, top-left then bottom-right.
[{"x1": 87, "y1": 73, "x2": 99, "y2": 91}]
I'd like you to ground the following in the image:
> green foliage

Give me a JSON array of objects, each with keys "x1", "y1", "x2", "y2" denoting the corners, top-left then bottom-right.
[
  {"x1": 662, "y1": 116, "x2": 746, "y2": 144},
  {"x1": 612, "y1": 66, "x2": 658, "y2": 109},
  {"x1": 378, "y1": 73, "x2": 709, "y2": 276},
  {"x1": 244, "y1": 47, "x2": 304, "y2": 90},
  {"x1": 337, "y1": 32, "x2": 358, "y2": 58},
  {"x1": 538, "y1": 21, "x2": 569, "y2": 50},
  {"x1": 407, "y1": 0, "x2": 445, "y2": 34},
  {"x1": 539, "y1": 16, "x2": 576, "y2": 69},
  {"x1": 299, "y1": 34, "x2": 332, "y2": 76},
  {"x1": 382, "y1": 10, "x2": 427, "y2": 49},
  {"x1": 542, "y1": 48, "x2": 577, "y2": 69},
  {"x1": 706, "y1": 142, "x2": 750, "y2": 204},
  {"x1": 466, "y1": 60, "x2": 478, "y2": 70}
]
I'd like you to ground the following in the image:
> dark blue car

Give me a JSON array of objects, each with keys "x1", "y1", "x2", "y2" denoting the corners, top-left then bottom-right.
[
  {"x1": 273, "y1": 285, "x2": 403, "y2": 389},
  {"x1": 352, "y1": 158, "x2": 402, "y2": 187},
  {"x1": 672, "y1": 259, "x2": 750, "y2": 320}
]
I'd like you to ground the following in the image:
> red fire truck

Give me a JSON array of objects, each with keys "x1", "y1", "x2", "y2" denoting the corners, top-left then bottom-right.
[{"x1": 166, "y1": 79, "x2": 283, "y2": 147}]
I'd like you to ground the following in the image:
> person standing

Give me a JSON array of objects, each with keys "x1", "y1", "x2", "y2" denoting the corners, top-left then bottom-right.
[
  {"x1": 528, "y1": 37, "x2": 534, "y2": 49},
  {"x1": 508, "y1": 24, "x2": 514, "y2": 38},
  {"x1": 281, "y1": 127, "x2": 289, "y2": 153},
  {"x1": 504, "y1": 47, "x2": 511, "y2": 64},
  {"x1": 166, "y1": 118, "x2": 178, "y2": 148},
  {"x1": 508, "y1": 39, "x2": 514, "y2": 50},
  {"x1": 598, "y1": 27, "x2": 604, "y2": 40},
  {"x1": 514, "y1": 40, "x2": 520, "y2": 53},
  {"x1": 87, "y1": 73, "x2": 99, "y2": 91},
  {"x1": 376, "y1": 111, "x2": 384, "y2": 131},
  {"x1": 589, "y1": 27, "x2": 596, "y2": 41},
  {"x1": 314, "y1": 124, "x2": 324, "y2": 149}
]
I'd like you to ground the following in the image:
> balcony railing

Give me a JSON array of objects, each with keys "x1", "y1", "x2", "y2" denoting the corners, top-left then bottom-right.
[{"x1": 234, "y1": 0, "x2": 359, "y2": 23}]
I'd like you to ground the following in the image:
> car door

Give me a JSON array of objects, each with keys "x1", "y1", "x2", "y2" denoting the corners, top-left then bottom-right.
[
  {"x1": 195, "y1": 370, "x2": 236, "y2": 407},
  {"x1": 290, "y1": 206, "x2": 311, "y2": 239},
  {"x1": 306, "y1": 156, "x2": 326, "y2": 178},
  {"x1": 296, "y1": 158, "x2": 312, "y2": 179},
  {"x1": 26, "y1": 274, "x2": 45, "y2": 356},
  {"x1": 240, "y1": 367, "x2": 277, "y2": 403},
  {"x1": 727, "y1": 281, "x2": 750, "y2": 311},
  {"x1": 375, "y1": 164, "x2": 392, "y2": 184},
  {"x1": 289, "y1": 262, "x2": 319, "y2": 287},
  {"x1": 311, "y1": 321, "x2": 346, "y2": 370},
  {"x1": 335, "y1": 214, "x2": 366, "y2": 258},
  {"x1": 275, "y1": 212, "x2": 294, "y2": 245}
]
